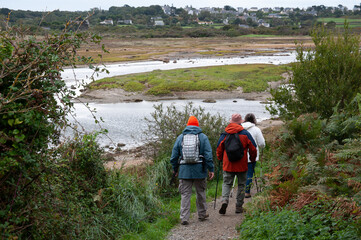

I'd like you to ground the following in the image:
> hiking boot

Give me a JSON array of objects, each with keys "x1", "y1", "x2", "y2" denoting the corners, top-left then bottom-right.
[
  {"x1": 235, "y1": 207, "x2": 244, "y2": 214},
  {"x1": 181, "y1": 220, "x2": 189, "y2": 225},
  {"x1": 219, "y1": 202, "x2": 228, "y2": 215},
  {"x1": 245, "y1": 193, "x2": 251, "y2": 198},
  {"x1": 198, "y1": 213, "x2": 209, "y2": 221}
]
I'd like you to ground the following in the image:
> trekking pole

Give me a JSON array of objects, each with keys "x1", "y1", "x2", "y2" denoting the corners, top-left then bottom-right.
[
  {"x1": 254, "y1": 174, "x2": 259, "y2": 193},
  {"x1": 230, "y1": 175, "x2": 237, "y2": 198},
  {"x1": 257, "y1": 149, "x2": 263, "y2": 193},
  {"x1": 214, "y1": 161, "x2": 221, "y2": 210}
]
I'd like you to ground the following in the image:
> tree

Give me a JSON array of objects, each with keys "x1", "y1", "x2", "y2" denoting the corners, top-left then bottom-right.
[
  {"x1": 268, "y1": 23, "x2": 361, "y2": 119},
  {"x1": 224, "y1": 5, "x2": 236, "y2": 11}
]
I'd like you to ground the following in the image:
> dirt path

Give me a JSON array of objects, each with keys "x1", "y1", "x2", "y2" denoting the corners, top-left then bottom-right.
[{"x1": 167, "y1": 187, "x2": 257, "y2": 240}]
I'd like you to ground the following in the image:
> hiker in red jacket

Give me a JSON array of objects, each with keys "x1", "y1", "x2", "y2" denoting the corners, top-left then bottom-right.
[{"x1": 216, "y1": 113, "x2": 257, "y2": 214}]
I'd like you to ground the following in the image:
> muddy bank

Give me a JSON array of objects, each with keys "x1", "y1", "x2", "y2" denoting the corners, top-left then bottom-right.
[{"x1": 77, "y1": 88, "x2": 274, "y2": 104}]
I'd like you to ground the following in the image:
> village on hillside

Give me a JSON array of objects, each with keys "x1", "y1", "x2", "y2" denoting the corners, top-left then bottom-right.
[{"x1": 1, "y1": 3, "x2": 361, "y2": 32}]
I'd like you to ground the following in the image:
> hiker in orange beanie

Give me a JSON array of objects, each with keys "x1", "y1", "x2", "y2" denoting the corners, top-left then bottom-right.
[
  {"x1": 187, "y1": 115, "x2": 199, "y2": 126},
  {"x1": 170, "y1": 115, "x2": 214, "y2": 225}
]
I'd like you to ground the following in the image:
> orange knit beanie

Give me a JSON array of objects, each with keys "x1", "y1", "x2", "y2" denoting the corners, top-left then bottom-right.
[{"x1": 187, "y1": 116, "x2": 199, "y2": 126}]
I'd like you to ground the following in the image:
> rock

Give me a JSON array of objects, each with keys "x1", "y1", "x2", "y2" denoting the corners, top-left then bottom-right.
[
  {"x1": 133, "y1": 99, "x2": 143, "y2": 102},
  {"x1": 173, "y1": 60, "x2": 177, "y2": 63},
  {"x1": 203, "y1": 99, "x2": 216, "y2": 103},
  {"x1": 163, "y1": 58, "x2": 170, "y2": 63},
  {"x1": 70, "y1": 85, "x2": 76, "y2": 89},
  {"x1": 117, "y1": 143, "x2": 126, "y2": 147},
  {"x1": 233, "y1": 100, "x2": 237, "y2": 103}
]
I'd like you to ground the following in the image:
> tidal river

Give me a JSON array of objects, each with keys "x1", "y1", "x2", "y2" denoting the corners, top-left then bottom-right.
[{"x1": 62, "y1": 53, "x2": 297, "y2": 148}]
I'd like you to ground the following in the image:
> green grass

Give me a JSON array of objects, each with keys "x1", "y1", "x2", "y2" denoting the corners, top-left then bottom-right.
[
  {"x1": 317, "y1": 17, "x2": 361, "y2": 28},
  {"x1": 89, "y1": 64, "x2": 288, "y2": 95}
]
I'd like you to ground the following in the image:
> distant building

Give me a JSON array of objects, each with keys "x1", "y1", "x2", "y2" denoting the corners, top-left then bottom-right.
[
  {"x1": 154, "y1": 20, "x2": 165, "y2": 26},
  {"x1": 100, "y1": 19, "x2": 113, "y2": 25},
  {"x1": 162, "y1": 5, "x2": 172, "y2": 15},
  {"x1": 258, "y1": 19, "x2": 270, "y2": 27},
  {"x1": 117, "y1": 19, "x2": 133, "y2": 25},
  {"x1": 268, "y1": 13, "x2": 282, "y2": 18},
  {"x1": 273, "y1": 7, "x2": 281, "y2": 12},
  {"x1": 239, "y1": 24, "x2": 250, "y2": 28},
  {"x1": 302, "y1": 10, "x2": 318, "y2": 16},
  {"x1": 75, "y1": 20, "x2": 90, "y2": 29},
  {"x1": 237, "y1": 7, "x2": 244, "y2": 14},
  {"x1": 248, "y1": 7, "x2": 258, "y2": 12},
  {"x1": 197, "y1": 20, "x2": 214, "y2": 25}
]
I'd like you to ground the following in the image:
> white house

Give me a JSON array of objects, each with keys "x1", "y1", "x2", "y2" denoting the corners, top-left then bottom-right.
[
  {"x1": 100, "y1": 19, "x2": 113, "y2": 25},
  {"x1": 238, "y1": 7, "x2": 244, "y2": 14},
  {"x1": 154, "y1": 20, "x2": 165, "y2": 26},
  {"x1": 248, "y1": 7, "x2": 258, "y2": 12}
]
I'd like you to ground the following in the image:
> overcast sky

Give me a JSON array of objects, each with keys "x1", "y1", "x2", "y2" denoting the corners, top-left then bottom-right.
[{"x1": 1, "y1": 0, "x2": 358, "y2": 12}]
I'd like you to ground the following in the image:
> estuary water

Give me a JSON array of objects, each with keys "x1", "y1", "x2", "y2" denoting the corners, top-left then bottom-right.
[{"x1": 63, "y1": 52, "x2": 297, "y2": 148}]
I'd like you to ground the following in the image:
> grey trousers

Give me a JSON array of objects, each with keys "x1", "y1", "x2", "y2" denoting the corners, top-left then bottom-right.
[
  {"x1": 179, "y1": 179, "x2": 207, "y2": 221},
  {"x1": 221, "y1": 171, "x2": 247, "y2": 207}
]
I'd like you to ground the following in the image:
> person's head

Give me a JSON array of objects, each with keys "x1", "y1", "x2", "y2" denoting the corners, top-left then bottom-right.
[
  {"x1": 230, "y1": 113, "x2": 243, "y2": 124},
  {"x1": 187, "y1": 116, "x2": 199, "y2": 127},
  {"x1": 244, "y1": 113, "x2": 257, "y2": 124}
]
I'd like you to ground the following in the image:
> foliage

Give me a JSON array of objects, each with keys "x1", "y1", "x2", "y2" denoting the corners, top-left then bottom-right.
[
  {"x1": 239, "y1": 206, "x2": 360, "y2": 240},
  {"x1": 89, "y1": 64, "x2": 287, "y2": 95},
  {"x1": 268, "y1": 23, "x2": 361, "y2": 119},
  {"x1": 242, "y1": 93, "x2": 361, "y2": 239},
  {"x1": 0, "y1": 22, "x2": 108, "y2": 238}
]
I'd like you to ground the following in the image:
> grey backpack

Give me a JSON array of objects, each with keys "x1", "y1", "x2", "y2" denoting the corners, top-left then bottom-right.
[{"x1": 180, "y1": 134, "x2": 203, "y2": 164}]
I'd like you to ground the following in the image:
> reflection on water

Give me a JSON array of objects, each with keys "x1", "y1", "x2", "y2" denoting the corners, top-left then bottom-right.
[{"x1": 68, "y1": 99, "x2": 272, "y2": 148}]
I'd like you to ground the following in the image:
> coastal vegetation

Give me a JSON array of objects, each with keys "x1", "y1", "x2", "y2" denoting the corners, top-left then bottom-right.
[
  {"x1": 1, "y1": 12, "x2": 360, "y2": 240},
  {"x1": 239, "y1": 25, "x2": 361, "y2": 239},
  {"x1": 88, "y1": 64, "x2": 287, "y2": 95},
  {"x1": 0, "y1": 20, "x2": 226, "y2": 237}
]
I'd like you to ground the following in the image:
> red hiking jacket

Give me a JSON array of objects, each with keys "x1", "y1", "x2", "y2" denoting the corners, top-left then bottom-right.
[{"x1": 216, "y1": 123, "x2": 257, "y2": 172}]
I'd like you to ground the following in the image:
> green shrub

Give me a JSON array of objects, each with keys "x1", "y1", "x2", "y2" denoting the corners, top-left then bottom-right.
[
  {"x1": 269, "y1": 24, "x2": 361, "y2": 119},
  {"x1": 144, "y1": 102, "x2": 226, "y2": 161},
  {"x1": 239, "y1": 207, "x2": 360, "y2": 240}
]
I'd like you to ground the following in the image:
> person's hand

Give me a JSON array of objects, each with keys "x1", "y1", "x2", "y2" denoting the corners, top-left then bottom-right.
[
  {"x1": 173, "y1": 171, "x2": 178, "y2": 177},
  {"x1": 208, "y1": 172, "x2": 214, "y2": 180}
]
